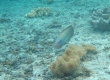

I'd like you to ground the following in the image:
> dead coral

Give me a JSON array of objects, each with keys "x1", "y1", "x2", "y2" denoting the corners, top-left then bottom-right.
[
  {"x1": 25, "y1": 7, "x2": 52, "y2": 18},
  {"x1": 90, "y1": 7, "x2": 110, "y2": 31},
  {"x1": 25, "y1": 10, "x2": 36, "y2": 18}
]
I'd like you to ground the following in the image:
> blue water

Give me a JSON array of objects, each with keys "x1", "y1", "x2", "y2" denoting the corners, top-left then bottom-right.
[{"x1": 0, "y1": 0, "x2": 110, "y2": 80}]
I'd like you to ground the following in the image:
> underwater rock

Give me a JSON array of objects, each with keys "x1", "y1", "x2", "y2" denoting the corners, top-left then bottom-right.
[
  {"x1": 46, "y1": 0, "x2": 54, "y2": 4},
  {"x1": 65, "y1": 0, "x2": 70, "y2": 2},
  {"x1": 24, "y1": 65, "x2": 33, "y2": 77},
  {"x1": 90, "y1": 7, "x2": 110, "y2": 31},
  {"x1": 47, "y1": 23, "x2": 62, "y2": 28},
  {"x1": 47, "y1": 20, "x2": 62, "y2": 28},
  {"x1": 17, "y1": 54, "x2": 34, "y2": 64},
  {"x1": 0, "y1": 18, "x2": 11, "y2": 23},
  {"x1": 25, "y1": 7, "x2": 52, "y2": 18}
]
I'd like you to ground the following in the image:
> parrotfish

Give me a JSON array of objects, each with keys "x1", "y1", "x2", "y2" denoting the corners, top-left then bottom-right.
[{"x1": 54, "y1": 25, "x2": 74, "y2": 48}]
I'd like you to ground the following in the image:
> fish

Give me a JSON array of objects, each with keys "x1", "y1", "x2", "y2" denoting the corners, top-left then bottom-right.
[{"x1": 54, "y1": 25, "x2": 74, "y2": 48}]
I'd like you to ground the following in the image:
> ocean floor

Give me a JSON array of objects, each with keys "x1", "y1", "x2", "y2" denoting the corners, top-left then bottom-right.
[{"x1": 0, "y1": 0, "x2": 110, "y2": 80}]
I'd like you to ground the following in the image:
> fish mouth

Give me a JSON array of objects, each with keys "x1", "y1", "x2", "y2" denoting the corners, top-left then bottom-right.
[{"x1": 54, "y1": 43, "x2": 61, "y2": 48}]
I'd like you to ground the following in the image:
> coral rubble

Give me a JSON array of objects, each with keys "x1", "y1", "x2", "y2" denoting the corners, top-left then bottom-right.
[
  {"x1": 90, "y1": 7, "x2": 110, "y2": 31},
  {"x1": 25, "y1": 7, "x2": 52, "y2": 18}
]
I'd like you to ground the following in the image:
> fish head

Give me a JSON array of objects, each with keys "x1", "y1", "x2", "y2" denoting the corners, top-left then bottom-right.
[{"x1": 54, "y1": 39, "x2": 66, "y2": 48}]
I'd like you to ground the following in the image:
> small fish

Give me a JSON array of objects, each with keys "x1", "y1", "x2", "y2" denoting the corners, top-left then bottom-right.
[{"x1": 54, "y1": 25, "x2": 74, "y2": 48}]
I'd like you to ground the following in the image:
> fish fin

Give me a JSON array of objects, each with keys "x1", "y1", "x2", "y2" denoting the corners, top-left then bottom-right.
[
  {"x1": 62, "y1": 25, "x2": 74, "y2": 33},
  {"x1": 64, "y1": 41, "x2": 68, "y2": 45}
]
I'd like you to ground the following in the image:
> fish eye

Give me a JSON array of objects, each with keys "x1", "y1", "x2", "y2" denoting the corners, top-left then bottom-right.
[{"x1": 59, "y1": 40, "x2": 62, "y2": 43}]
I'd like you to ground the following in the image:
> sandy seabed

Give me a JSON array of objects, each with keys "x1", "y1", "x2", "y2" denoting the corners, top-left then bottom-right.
[{"x1": 0, "y1": 0, "x2": 110, "y2": 80}]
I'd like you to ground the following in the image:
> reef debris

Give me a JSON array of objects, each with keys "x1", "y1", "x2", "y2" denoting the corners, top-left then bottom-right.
[
  {"x1": 25, "y1": 7, "x2": 52, "y2": 18},
  {"x1": 90, "y1": 7, "x2": 110, "y2": 31}
]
